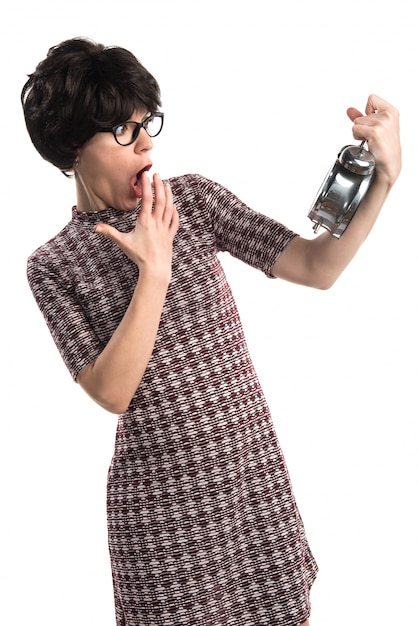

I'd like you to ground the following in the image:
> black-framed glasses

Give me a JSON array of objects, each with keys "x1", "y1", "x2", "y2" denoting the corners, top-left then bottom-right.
[{"x1": 98, "y1": 112, "x2": 164, "y2": 146}]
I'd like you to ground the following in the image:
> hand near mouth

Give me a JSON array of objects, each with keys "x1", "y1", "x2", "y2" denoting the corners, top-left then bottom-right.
[{"x1": 94, "y1": 171, "x2": 179, "y2": 281}]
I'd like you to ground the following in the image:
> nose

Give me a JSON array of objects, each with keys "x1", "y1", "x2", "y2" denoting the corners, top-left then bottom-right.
[{"x1": 134, "y1": 127, "x2": 153, "y2": 153}]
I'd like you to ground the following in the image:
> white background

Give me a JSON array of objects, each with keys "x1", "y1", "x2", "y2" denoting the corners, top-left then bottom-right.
[{"x1": 1, "y1": 1, "x2": 417, "y2": 624}]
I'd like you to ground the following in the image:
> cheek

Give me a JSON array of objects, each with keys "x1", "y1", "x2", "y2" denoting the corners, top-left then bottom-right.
[
  {"x1": 80, "y1": 141, "x2": 119, "y2": 179},
  {"x1": 108, "y1": 166, "x2": 132, "y2": 198},
  {"x1": 90, "y1": 161, "x2": 122, "y2": 190},
  {"x1": 78, "y1": 143, "x2": 131, "y2": 197}
]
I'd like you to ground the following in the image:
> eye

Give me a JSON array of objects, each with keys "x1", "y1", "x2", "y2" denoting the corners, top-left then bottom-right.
[
  {"x1": 143, "y1": 115, "x2": 154, "y2": 130},
  {"x1": 114, "y1": 123, "x2": 130, "y2": 137}
]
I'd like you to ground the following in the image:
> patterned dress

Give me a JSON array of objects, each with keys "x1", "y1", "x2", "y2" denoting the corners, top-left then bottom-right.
[{"x1": 27, "y1": 174, "x2": 318, "y2": 626}]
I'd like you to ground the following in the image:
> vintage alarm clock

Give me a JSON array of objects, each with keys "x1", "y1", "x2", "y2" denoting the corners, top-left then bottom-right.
[{"x1": 308, "y1": 140, "x2": 375, "y2": 238}]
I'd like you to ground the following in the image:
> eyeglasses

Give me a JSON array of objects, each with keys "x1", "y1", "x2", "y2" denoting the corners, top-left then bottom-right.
[{"x1": 98, "y1": 112, "x2": 164, "y2": 146}]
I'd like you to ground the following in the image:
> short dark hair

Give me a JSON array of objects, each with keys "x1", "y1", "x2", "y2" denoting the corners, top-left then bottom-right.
[{"x1": 21, "y1": 37, "x2": 162, "y2": 172}]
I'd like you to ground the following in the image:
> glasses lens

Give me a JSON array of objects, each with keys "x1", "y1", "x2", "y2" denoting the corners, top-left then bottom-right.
[
  {"x1": 144, "y1": 114, "x2": 163, "y2": 137},
  {"x1": 114, "y1": 123, "x2": 138, "y2": 146},
  {"x1": 113, "y1": 115, "x2": 163, "y2": 145}
]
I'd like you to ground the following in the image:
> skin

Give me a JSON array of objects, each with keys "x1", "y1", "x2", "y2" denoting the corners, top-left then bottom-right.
[{"x1": 76, "y1": 94, "x2": 401, "y2": 419}]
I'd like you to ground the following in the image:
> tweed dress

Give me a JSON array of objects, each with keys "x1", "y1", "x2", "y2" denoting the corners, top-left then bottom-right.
[{"x1": 27, "y1": 174, "x2": 318, "y2": 626}]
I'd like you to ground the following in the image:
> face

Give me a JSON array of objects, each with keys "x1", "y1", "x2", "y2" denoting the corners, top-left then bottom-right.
[{"x1": 74, "y1": 109, "x2": 153, "y2": 212}]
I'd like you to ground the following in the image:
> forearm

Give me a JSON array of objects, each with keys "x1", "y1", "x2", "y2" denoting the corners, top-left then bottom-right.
[
  {"x1": 77, "y1": 270, "x2": 169, "y2": 414},
  {"x1": 76, "y1": 172, "x2": 179, "y2": 414}
]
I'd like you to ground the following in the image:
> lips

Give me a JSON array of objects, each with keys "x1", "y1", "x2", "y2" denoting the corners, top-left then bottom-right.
[{"x1": 130, "y1": 164, "x2": 152, "y2": 199}]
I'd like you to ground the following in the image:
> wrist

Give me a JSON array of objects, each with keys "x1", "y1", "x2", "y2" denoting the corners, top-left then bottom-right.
[{"x1": 138, "y1": 265, "x2": 172, "y2": 289}]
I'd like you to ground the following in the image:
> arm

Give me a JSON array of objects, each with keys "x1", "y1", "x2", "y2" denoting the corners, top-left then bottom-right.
[
  {"x1": 272, "y1": 94, "x2": 401, "y2": 289},
  {"x1": 77, "y1": 173, "x2": 179, "y2": 414}
]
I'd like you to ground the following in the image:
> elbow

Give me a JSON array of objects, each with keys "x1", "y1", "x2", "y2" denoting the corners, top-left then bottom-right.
[
  {"x1": 100, "y1": 398, "x2": 131, "y2": 415},
  {"x1": 314, "y1": 276, "x2": 336, "y2": 291},
  {"x1": 88, "y1": 389, "x2": 133, "y2": 415},
  {"x1": 302, "y1": 270, "x2": 337, "y2": 290},
  {"x1": 308, "y1": 263, "x2": 341, "y2": 290},
  {"x1": 77, "y1": 364, "x2": 134, "y2": 414},
  {"x1": 79, "y1": 388, "x2": 132, "y2": 414}
]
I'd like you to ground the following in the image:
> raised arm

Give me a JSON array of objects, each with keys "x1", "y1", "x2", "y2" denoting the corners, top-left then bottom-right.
[
  {"x1": 272, "y1": 94, "x2": 401, "y2": 289},
  {"x1": 76, "y1": 173, "x2": 179, "y2": 414}
]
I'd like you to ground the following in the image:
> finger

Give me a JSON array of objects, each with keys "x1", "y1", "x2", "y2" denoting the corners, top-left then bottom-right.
[
  {"x1": 169, "y1": 205, "x2": 180, "y2": 237},
  {"x1": 152, "y1": 173, "x2": 165, "y2": 218},
  {"x1": 365, "y1": 93, "x2": 395, "y2": 115},
  {"x1": 161, "y1": 182, "x2": 176, "y2": 226},
  {"x1": 365, "y1": 94, "x2": 379, "y2": 115},
  {"x1": 347, "y1": 94, "x2": 379, "y2": 124},
  {"x1": 348, "y1": 94, "x2": 393, "y2": 123},
  {"x1": 347, "y1": 106, "x2": 369, "y2": 142},
  {"x1": 347, "y1": 98, "x2": 378, "y2": 142},
  {"x1": 140, "y1": 170, "x2": 153, "y2": 216}
]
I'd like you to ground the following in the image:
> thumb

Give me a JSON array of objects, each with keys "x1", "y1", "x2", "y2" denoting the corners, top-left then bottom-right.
[
  {"x1": 346, "y1": 106, "x2": 363, "y2": 122},
  {"x1": 93, "y1": 222, "x2": 123, "y2": 244},
  {"x1": 94, "y1": 222, "x2": 139, "y2": 265}
]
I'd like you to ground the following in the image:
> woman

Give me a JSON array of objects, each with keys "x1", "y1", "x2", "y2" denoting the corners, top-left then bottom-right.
[{"x1": 22, "y1": 37, "x2": 401, "y2": 626}]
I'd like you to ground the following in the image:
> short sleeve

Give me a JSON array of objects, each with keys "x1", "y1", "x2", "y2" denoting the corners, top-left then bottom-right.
[
  {"x1": 27, "y1": 254, "x2": 103, "y2": 381},
  {"x1": 194, "y1": 175, "x2": 298, "y2": 277}
]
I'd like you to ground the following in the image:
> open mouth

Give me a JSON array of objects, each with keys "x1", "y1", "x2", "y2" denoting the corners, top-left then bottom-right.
[{"x1": 130, "y1": 164, "x2": 152, "y2": 198}]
